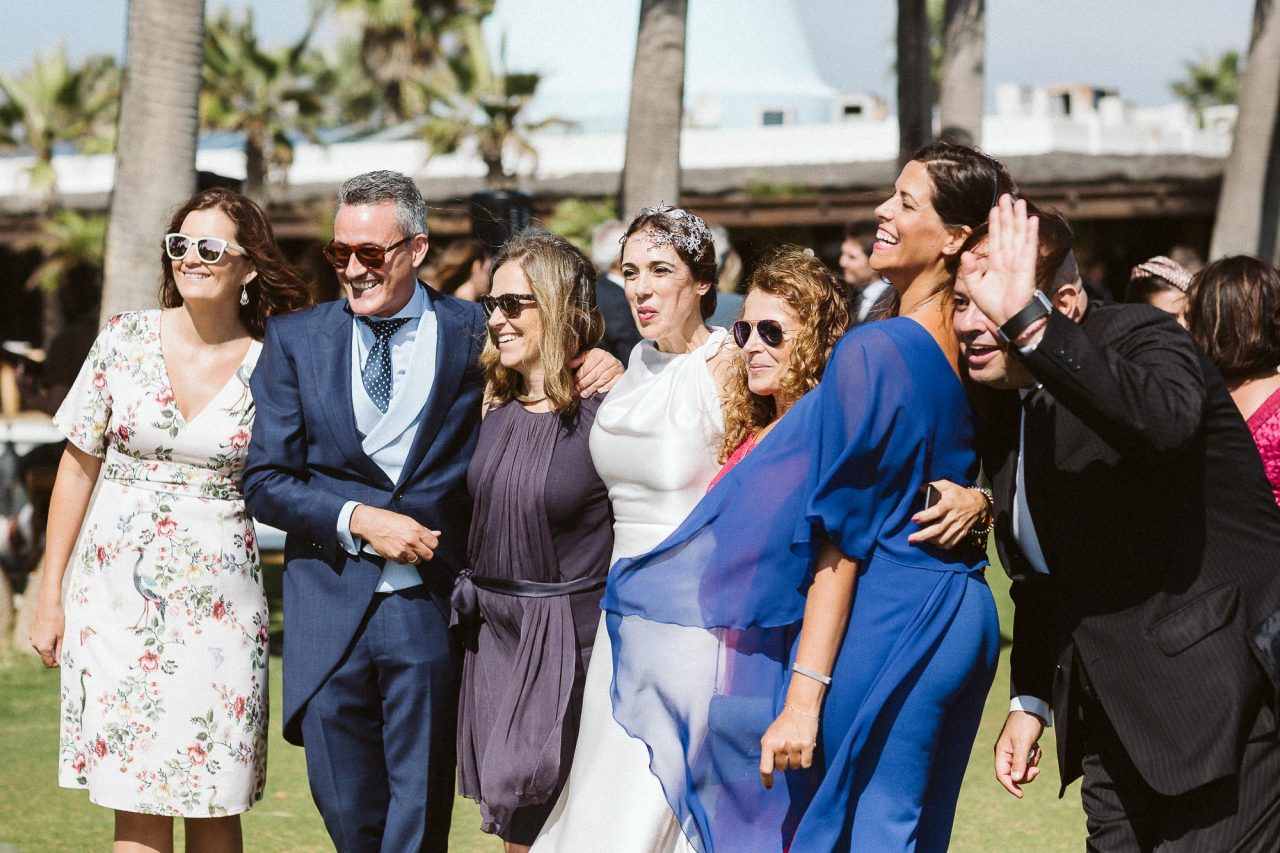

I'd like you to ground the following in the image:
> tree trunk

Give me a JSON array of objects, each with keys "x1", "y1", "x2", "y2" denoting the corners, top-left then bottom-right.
[
  {"x1": 1210, "y1": 0, "x2": 1280, "y2": 261},
  {"x1": 620, "y1": 0, "x2": 688, "y2": 218},
  {"x1": 897, "y1": 0, "x2": 933, "y2": 167},
  {"x1": 99, "y1": 0, "x2": 205, "y2": 323},
  {"x1": 244, "y1": 134, "x2": 268, "y2": 206},
  {"x1": 939, "y1": 0, "x2": 985, "y2": 147}
]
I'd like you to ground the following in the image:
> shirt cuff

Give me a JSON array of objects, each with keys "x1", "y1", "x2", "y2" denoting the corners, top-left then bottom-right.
[
  {"x1": 337, "y1": 501, "x2": 362, "y2": 556},
  {"x1": 1010, "y1": 695, "x2": 1054, "y2": 727}
]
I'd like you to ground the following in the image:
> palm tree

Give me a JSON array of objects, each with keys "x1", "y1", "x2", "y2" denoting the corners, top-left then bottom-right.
[
  {"x1": 620, "y1": 0, "x2": 688, "y2": 217},
  {"x1": 19, "y1": 210, "x2": 108, "y2": 298},
  {"x1": 421, "y1": 17, "x2": 567, "y2": 188},
  {"x1": 1209, "y1": 0, "x2": 1280, "y2": 262},
  {"x1": 201, "y1": 8, "x2": 333, "y2": 203},
  {"x1": 897, "y1": 0, "x2": 933, "y2": 167},
  {"x1": 0, "y1": 48, "x2": 119, "y2": 210},
  {"x1": 1171, "y1": 50, "x2": 1241, "y2": 128},
  {"x1": 938, "y1": 0, "x2": 984, "y2": 146},
  {"x1": 0, "y1": 49, "x2": 117, "y2": 345},
  {"x1": 327, "y1": 0, "x2": 492, "y2": 126},
  {"x1": 99, "y1": 0, "x2": 205, "y2": 323}
]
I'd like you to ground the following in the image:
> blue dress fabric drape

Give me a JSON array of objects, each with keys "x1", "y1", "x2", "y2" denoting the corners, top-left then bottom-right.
[{"x1": 603, "y1": 318, "x2": 1001, "y2": 852}]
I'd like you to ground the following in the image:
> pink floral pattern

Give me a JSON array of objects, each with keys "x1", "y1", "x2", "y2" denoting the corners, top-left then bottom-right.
[{"x1": 53, "y1": 310, "x2": 268, "y2": 817}]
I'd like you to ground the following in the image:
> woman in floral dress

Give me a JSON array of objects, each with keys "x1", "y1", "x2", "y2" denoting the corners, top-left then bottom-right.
[{"x1": 28, "y1": 188, "x2": 311, "y2": 852}]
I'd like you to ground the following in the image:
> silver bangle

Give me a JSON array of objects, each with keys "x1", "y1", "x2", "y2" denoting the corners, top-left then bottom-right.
[{"x1": 792, "y1": 663, "x2": 832, "y2": 686}]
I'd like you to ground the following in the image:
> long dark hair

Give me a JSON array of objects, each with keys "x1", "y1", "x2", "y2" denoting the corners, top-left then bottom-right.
[
  {"x1": 1186, "y1": 256, "x2": 1280, "y2": 384},
  {"x1": 913, "y1": 141, "x2": 1019, "y2": 277},
  {"x1": 160, "y1": 188, "x2": 313, "y2": 338}
]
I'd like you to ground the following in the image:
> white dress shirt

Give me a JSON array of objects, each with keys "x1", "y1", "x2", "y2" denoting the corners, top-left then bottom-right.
[{"x1": 1010, "y1": 383, "x2": 1054, "y2": 724}]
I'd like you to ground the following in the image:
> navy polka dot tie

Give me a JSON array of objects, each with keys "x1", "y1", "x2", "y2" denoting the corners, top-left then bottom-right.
[{"x1": 359, "y1": 317, "x2": 410, "y2": 413}]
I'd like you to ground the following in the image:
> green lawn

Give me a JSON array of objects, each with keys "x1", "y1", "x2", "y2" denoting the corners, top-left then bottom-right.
[{"x1": 0, "y1": 564, "x2": 1084, "y2": 851}]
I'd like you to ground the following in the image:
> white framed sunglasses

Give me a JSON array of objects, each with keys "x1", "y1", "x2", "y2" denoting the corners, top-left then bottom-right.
[{"x1": 164, "y1": 232, "x2": 250, "y2": 264}]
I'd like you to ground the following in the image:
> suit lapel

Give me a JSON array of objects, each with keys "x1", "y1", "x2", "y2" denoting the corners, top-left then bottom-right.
[
  {"x1": 396, "y1": 286, "x2": 474, "y2": 488},
  {"x1": 310, "y1": 301, "x2": 392, "y2": 488}
]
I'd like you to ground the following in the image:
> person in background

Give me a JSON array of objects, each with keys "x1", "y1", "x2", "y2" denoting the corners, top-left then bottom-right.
[
  {"x1": 1186, "y1": 255, "x2": 1280, "y2": 503},
  {"x1": 590, "y1": 220, "x2": 642, "y2": 362},
  {"x1": 707, "y1": 224, "x2": 745, "y2": 329},
  {"x1": 434, "y1": 237, "x2": 492, "y2": 301},
  {"x1": 29, "y1": 187, "x2": 312, "y2": 851},
  {"x1": 1169, "y1": 243, "x2": 1205, "y2": 275},
  {"x1": 838, "y1": 223, "x2": 892, "y2": 324},
  {"x1": 1125, "y1": 255, "x2": 1193, "y2": 327},
  {"x1": 454, "y1": 232, "x2": 613, "y2": 852}
]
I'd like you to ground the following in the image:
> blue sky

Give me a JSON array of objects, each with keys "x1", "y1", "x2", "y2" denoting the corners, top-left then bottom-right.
[{"x1": 0, "y1": 0, "x2": 1256, "y2": 110}]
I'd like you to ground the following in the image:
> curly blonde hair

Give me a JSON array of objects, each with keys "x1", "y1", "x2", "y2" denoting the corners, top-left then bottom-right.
[
  {"x1": 718, "y1": 247, "x2": 851, "y2": 462},
  {"x1": 480, "y1": 231, "x2": 605, "y2": 413}
]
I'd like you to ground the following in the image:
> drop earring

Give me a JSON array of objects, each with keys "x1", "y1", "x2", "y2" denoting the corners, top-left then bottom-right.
[{"x1": 239, "y1": 282, "x2": 250, "y2": 306}]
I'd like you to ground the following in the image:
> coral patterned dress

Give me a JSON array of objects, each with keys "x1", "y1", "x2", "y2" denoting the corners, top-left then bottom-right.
[{"x1": 53, "y1": 310, "x2": 268, "y2": 817}]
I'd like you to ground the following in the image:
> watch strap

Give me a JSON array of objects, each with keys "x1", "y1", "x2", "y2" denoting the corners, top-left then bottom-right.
[{"x1": 996, "y1": 290, "x2": 1052, "y2": 345}]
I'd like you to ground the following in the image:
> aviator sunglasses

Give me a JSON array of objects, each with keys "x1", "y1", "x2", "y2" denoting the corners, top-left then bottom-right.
[
  {"x1": 164, "y1": 233, "x2": 250, "y2": 264},
  {"x1": 479, "y1": 294, "x2": 538, "y2": 318},
  {"x1": 321, "y1": 236, "x2": 412, "y2": 270},
  {"x1": 731, "y1": 319, "x2": 793, "y2": 349}
]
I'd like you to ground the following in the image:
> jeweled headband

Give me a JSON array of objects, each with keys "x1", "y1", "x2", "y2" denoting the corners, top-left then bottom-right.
[
  {"x1": 626, "y1": 203, "x2": 715, "y2": 260},
  {"x1": 1131, "y1": 256, "x2": 1193, "y2": 292}
]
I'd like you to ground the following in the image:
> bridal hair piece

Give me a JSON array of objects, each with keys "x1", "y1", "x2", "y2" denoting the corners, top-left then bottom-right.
[
  {"x1": 1131, "y1": 256, "x2": 1193, "y2": 293},
  {"x1": 628, "y1": 203, "x2": 716, "y2": 260}
]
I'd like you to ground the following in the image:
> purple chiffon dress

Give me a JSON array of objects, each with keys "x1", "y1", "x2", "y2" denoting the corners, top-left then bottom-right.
[{"x1": 455, "y1": 395, "x2": 613, "y2": 844}]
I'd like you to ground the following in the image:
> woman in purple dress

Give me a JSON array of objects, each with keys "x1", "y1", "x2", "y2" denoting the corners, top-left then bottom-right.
[{"x1": 453, "y1": 232, "x2": 613, "y2": 851}]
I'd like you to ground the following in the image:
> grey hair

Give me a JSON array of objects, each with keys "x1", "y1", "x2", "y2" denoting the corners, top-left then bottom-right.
[{"x1": 336, "y1": 170, "x2": 429, "y2": 237}]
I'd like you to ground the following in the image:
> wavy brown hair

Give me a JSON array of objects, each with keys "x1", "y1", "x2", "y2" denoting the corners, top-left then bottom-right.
[
  {"x1": 160, "y1": 187, "x2": 312, "y2": 338},
  {"x1": 718, "y1": 247, "x2": 851, "y2": 462},
  {"x1": 481, "y1": 231, "x2": 605, "y2": 414},
  {"x1": 1186, "y1": 255, "x2": 1280, "y2": 384},
  {"x1": 434, "y1": 238, "x2": 490, "y2": 296}
]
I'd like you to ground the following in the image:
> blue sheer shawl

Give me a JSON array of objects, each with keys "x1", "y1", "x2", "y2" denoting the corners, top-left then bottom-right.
[{"x1": 602, "y1": 318, "x2": 986, "y2": 852}]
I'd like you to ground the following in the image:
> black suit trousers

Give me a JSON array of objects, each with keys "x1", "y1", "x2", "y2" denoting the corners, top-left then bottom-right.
[{"x1": 1075, "y1": 657, "x2": 1280, "y2": 852}]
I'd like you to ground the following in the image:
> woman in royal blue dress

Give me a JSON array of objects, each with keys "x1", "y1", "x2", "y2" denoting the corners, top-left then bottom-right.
[{"x1": 603, "y1": 142, "x2": 1012, "y2": 851}]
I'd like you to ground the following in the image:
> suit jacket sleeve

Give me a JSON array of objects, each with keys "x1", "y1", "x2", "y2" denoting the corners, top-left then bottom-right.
[
  {"x1": 1008, "y1": 575, "x2": 1057, "y2": 704},
  {"x1": 1019, "y1": 307, "x2": 1205, "y2": 456},
  {"x1": 243, "y1": 316, "x2": 349, "y2": 550}
]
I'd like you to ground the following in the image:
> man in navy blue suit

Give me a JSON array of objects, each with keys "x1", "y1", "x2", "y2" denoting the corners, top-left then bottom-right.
[{"x1": 244, "y1": 171, "x2": 484, "y2": 852}]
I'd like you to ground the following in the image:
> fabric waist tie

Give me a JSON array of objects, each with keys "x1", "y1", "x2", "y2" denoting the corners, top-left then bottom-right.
[
  {"x1": 449, "y1": 569, "x2": 606, "y2": 628},
  {"x1": 102, "y1": 448, "x2": 240, "y2": 500}
]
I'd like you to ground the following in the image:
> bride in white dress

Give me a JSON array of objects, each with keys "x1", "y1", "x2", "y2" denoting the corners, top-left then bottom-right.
[{"x1": 533, "y1": 207, "x2": 732, "y2": 852}]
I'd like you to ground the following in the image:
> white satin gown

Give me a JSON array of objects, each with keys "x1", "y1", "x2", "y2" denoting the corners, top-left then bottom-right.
[{"x1": 532, "y1": 328, "x2": 727, "y2": 852}]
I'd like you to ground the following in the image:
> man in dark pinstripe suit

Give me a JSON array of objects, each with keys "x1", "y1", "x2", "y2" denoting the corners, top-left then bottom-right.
[{"x1": 954, "y1": 197, "x2": 1280, "y2": 851}]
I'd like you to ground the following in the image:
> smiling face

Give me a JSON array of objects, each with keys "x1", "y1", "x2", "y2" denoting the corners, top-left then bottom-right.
[
  {"x1": 170, "y1": 207, "x2": 257, "y2": 308},
  {"x1": 333, "y1": 201, "x2": 427, "y2": 317},
  {"x1": 871, "y1": 159, "x2": 964, "y2": 287},
  {"x1": 621, "y1": 231, "x2": 709, "y2": 351},
  {"x1": 487, "y1": 260, "x2": 544, "y2": 385},
  {"x1": 952, "y1": 250, "x2": 1035, "y2": 390},
  {"x1": 739, "y1": 289, "x2": 799, "y2": 399}
]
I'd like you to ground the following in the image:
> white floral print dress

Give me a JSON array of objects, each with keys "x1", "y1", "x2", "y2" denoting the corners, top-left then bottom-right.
[{"x1": 53, "y1": 310, "x2": 268, "y2": 817}]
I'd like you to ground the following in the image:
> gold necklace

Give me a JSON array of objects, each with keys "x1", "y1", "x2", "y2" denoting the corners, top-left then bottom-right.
[{"x1": 515, "y1": 391, "x2": 547, "y2": 404}]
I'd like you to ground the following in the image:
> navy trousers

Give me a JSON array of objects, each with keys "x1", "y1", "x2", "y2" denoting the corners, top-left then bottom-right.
[{"x1": 300, "y1": 585, "x2": 459, "y2": 853}]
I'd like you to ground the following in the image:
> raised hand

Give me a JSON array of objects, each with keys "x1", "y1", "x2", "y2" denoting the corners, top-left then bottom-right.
[{"x1": 961, "y1": 194, "x2": 1040, "y2": 328}]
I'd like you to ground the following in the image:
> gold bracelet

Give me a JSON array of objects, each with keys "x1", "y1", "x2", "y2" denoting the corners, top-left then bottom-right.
[{"x1": 786, "y1": 703, "x2": 820, "y2": 719}]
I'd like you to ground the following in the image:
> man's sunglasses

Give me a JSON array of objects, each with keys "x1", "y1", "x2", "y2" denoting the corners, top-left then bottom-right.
[
  {"x1": 479, "y1": 294, "x2": 538, "y2": 318},
  {"x1": 164, "y1": 233, "x2": 250, "y2": 264},
  {"x1": 321, "y1": 236, "x2": 412, "y2": 270},
  {"x1": 732, "y1": 319, "x2": 793, "y2": 349}
]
